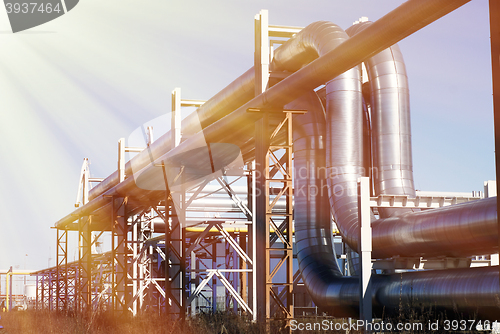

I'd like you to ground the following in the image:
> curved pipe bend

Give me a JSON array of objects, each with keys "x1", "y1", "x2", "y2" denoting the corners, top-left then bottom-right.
[
  {"x1": 292, "y1": 90, "x2": 500, "y2": 318},
  {"x1": 308, "y1": 20, "x2": 498, "y2": 259},
  {"x1": 289, "y1": 20, "x2": 499, "y2": 317},
  {"x1": 287, "y1": 92, "x2": 500, "y2": 317}
]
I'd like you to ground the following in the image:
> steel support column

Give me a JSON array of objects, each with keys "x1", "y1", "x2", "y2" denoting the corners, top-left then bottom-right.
[
  {"x1": 111, "y1": 197, "x2": 129, "y2": 315},
  {"x1": 78, "y1": 216, "x2": 92, "y2": 314},
  {"x1": 248, "y1": 161, "x2": 257, "y2": 321},
  {"x1": 254, "y1": 109, "x2": 298, "y2": 328},
  {"x1": 255, "y1": 112, "x2": 269, "y2": 324}
]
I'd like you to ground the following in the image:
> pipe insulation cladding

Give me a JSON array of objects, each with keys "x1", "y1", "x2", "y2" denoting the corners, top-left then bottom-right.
[{"x1": 52, "y1": 0, "x2": 500, "y2": 318}]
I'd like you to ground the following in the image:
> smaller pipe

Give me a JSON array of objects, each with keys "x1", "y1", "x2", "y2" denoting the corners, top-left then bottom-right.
[{"x1": 4, "y1": 270, "x2": 33, "y2": 311}]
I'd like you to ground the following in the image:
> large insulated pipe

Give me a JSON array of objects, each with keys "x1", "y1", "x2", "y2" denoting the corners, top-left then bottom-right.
[
  {"x1": 269, "y1": 20, "x2": 365, "y2": 254},
  {"x1": 59, "y1": 1, "x2": 496, "y2": 259},
  {"x1": 201, "y1": 0, "x2": 494, "y2": 260},
  {"x1": 290, "y1": 89, "x2": 354, "y2": 315},
  {"x1": 372, "y1": 196, "x2": 498, "y2": 258},
  {"x1": 88, "y1": 68, "x2": 256, "y2": 201},
  {"x1": 284, "y1": 7, "x2": 499, "y2": 317},
  {"x1": 280, "y1": 16, "x2": 499, "y2": 318},
  {"x1": 56, "y1": 0, "x2": 473, "y2": 242},
  {"x1": 60, "y1": 0, "x2": 496, "y2": 261},
  {"x1": 348, "y1": 22, "x2": 416, "y2": 219},
  {"x1": 269, "y1": 19, "x2": 369, "y2": 256},
  {"x1": 343, "y1": 21, "x2": 497, "y2": 259}
]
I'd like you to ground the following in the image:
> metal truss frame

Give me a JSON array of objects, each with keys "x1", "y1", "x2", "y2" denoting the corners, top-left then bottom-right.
[
  {"x1": 254, "y1": 109, "x2": 297, "y2": 327},
  {"x1": 186, "y1": 221, "x2": 253, "y2": 315},
  {"x1": 92, "y1": 253, "x2": 113, "y2": 312},
  {"x1": 56, "y1": 228, "x2": 69, "y2": 311},
  {"x1": 161, "y1": 191, "x2": 186, "y2": 321},
  {"x1": 35, "y1": 269, "x2": 54, "y2": 310}
]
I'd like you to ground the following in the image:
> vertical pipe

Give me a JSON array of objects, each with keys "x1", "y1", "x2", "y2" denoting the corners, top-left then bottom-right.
[
  {"x1": 347, "y1": 20, "x2": 416, "y2": 218},
  {"x1": 254, "y1": 10, "x2": 269, "y2": 96},
  {"x1": 254, "y1": 11, "x2": 270, "y2": 322},
  {"x1": 64, "y1": 231, "x2": 68, "y2": 311},
  {"x1": 489, "y1": 0, "x2": 500, "y2": 281},
  {"x1": 118, "y1": 139, "x2": 125, "y2": 183},
  {"x1": 181, "y1": 226, "x2": 186, "y2": 323},
  {"x1": 250, "y1": 161, "x2": 257, "y2": 321},
  {"x1": 286, "y1": 112, "x2": 294, "y2": 322},
  {"x1": 6, "y1": 269, "x2": 11, "y2": 311},
  {"x1": 139, "y1": 220, "x2": 144, "y2": 311},
  {"x1": 326, "y1": 61, "x2": 363, "y2": 253},
  {"x1": 254, "y1": 15, "x2": 270, "y2": 323},
  {"x1": 83, "y1": 159, "x2": 89, "y2": 205}
]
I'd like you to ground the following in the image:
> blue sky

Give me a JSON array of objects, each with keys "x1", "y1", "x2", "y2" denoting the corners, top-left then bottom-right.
[{"x1": 0, "y1": 0, "x2": 494, "y2": 280}]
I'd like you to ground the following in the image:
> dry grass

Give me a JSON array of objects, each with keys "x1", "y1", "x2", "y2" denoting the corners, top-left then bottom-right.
[
  {"x1": 1, "y1": 311, "x2": 174, "y2": 334},
  {"x1": 0, "y1": 310, "x2": 269, "y2": 334},
  {"x1": 1, "y1": 310, "x2": 488, "y2": 334}
]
